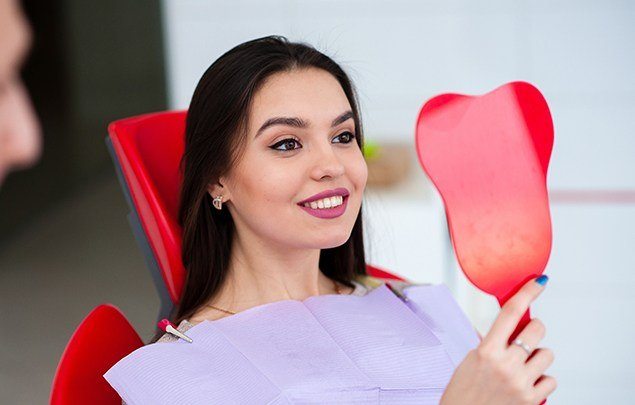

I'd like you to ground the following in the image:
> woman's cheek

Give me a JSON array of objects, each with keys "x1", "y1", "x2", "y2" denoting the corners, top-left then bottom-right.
[{"x1": 351, "y1": 154, "x2": 368, "y2": 190}]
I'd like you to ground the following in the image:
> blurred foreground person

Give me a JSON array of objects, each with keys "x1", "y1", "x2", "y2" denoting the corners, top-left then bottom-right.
[{"x1": 0, "y1": 0, "x2": 41, "y2": 187}]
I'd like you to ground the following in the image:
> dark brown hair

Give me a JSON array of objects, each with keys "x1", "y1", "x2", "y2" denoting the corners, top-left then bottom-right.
[{"x1": 152, "y1": 35, "x2": 369, "y2": 342}]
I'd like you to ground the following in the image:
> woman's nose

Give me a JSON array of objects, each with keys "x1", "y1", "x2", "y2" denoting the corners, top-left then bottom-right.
[
  {"x1": 0, "y1": 81, "x2": 42, "y2": 183},
  {"x1": 310, "y1": 145, "x2": 345, "y2": 180}
]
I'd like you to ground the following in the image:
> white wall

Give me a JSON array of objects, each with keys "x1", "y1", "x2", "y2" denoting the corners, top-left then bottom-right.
[{"x1": 161, "y1": 1, "x2": 635, "y2": 403}]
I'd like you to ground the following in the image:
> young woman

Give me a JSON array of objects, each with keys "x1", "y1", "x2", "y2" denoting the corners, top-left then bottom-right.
[{"x1": 110, "y1": 35, "x2": 556, "y2": 404}]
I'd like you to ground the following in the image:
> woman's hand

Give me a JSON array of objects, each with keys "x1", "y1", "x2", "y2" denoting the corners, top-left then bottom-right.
[{"x1": 440, "y1": 276, "x2": 557, "y2": 405}]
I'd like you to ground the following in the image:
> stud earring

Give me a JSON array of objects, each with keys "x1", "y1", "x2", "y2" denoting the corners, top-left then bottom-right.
[{"x1": 212, "y1": 195, "x2": 223, "y2": 210}]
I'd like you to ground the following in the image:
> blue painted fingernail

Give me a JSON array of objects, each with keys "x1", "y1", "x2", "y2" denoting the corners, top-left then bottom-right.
[{"x1": 535, "y1": 275, "x2": 549, "y2": 286}]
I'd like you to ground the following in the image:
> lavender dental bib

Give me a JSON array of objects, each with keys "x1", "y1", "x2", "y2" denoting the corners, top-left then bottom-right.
[{"x1": 104, "y1": 284, "x2": 479, "y2": 404}]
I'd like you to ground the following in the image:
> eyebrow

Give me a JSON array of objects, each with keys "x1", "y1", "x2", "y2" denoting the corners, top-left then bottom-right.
[{"x1": 255, "y1": 110, "x2": 354, "y2": 138}]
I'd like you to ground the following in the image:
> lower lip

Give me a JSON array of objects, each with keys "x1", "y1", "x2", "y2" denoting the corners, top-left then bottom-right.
[{"x1": 298, "y1": 195, "x2": 349, "y2": 219}]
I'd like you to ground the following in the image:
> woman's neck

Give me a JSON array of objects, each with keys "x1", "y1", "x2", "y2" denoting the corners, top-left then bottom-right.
[{"x1": 189, "y1": 236, "x2": 352, "y2": 324}]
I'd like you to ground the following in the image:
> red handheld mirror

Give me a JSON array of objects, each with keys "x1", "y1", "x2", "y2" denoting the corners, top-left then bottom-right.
[{"x1": 415, "y1": 81, "x2": 554, "y2": 343}]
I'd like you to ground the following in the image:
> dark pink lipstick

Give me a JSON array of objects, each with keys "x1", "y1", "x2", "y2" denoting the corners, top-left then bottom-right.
[{"x1": 297, "y1": 187, "x2": 350, "y2": 219}]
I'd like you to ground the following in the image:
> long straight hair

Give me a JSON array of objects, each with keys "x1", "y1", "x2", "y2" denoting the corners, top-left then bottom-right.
[{"x1": 152, "y1": 35, "x2": 369, "y2": 341}]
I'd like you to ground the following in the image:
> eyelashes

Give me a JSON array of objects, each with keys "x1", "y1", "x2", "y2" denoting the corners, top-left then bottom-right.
[{"x1": 270, "y1": 131, "x2": 356, "y2": 152}]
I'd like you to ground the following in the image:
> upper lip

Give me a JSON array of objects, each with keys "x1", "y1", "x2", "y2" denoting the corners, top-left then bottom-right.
[{"x1": 297, "y1": 187, "x2": 350, "y2": 205}]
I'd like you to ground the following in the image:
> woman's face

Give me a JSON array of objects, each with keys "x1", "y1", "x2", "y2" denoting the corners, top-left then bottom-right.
[{"x1": 211, "y1": 67, "x2": 368, "y2": 251}]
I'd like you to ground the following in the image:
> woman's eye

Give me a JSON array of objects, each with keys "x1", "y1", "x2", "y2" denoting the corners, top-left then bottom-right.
[
  {"x1": 333, "y1": 131, "x2": 356, "y2": 144},
  {"x1": 270, "y1": 131, "x2": 356, "y2": 152},
  {"x1": 271, "y1": 138, "x2": 302, "y2": 152}
]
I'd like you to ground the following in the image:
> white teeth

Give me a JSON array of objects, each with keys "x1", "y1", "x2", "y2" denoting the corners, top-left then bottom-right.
[{"x1": 303, "y1": 195, "x2": 344, "y2": 209}]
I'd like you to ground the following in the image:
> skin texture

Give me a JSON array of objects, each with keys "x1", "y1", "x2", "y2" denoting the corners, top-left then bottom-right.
[
  {"x1": 0, "y1": 0, "x2": 41, "y2": 186},
  {"x1": 190, "y1": 67, "x2": 367, "y2": 323},
  {"x1": 440, "y1": 278, "x2": 557, "y2": 404}
]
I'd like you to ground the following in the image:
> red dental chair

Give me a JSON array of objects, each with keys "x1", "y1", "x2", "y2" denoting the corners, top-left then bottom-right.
[{"x1": 50, "y1": 111, "x2": 405, "y2": 404}]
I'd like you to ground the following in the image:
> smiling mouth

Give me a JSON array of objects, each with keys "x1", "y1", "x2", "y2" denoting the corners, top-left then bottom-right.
[
  {"x1": 297, "y1": 195, "x2": 349, "y2": 219},
  {"x1": 298, "y1": 195, "x2": 347, "y2": 209}
]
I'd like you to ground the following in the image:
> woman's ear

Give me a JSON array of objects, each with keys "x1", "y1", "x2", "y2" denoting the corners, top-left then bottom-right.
[{"x1": 207, "y1": 180, "x2": 231, "y2": 202}]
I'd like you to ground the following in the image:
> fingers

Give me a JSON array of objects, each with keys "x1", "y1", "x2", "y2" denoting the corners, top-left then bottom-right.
[
  {"x1": 533, "y1": 374, "x2": 558, "y2": 403},
  {"x1": 483, "y1": 275, "x2": 548, "y2": 347},
  {"x1": 507, "y1": 318, "x2": 546, "y2": 362},
  {"x1": 526, "y1": 348, "x2": 555, "y2": 382}
]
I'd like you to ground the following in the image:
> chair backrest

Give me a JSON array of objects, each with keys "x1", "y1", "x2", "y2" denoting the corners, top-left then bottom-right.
[
  {"x1": 50, "y1": 304, "x2": 143, "y2": 405},
  {"x1": 106, "y1": 111, "x2": 405, "y2": 319},
  {"x1": 106, "y1": 110, "x2": 187, "y2": 319}
]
